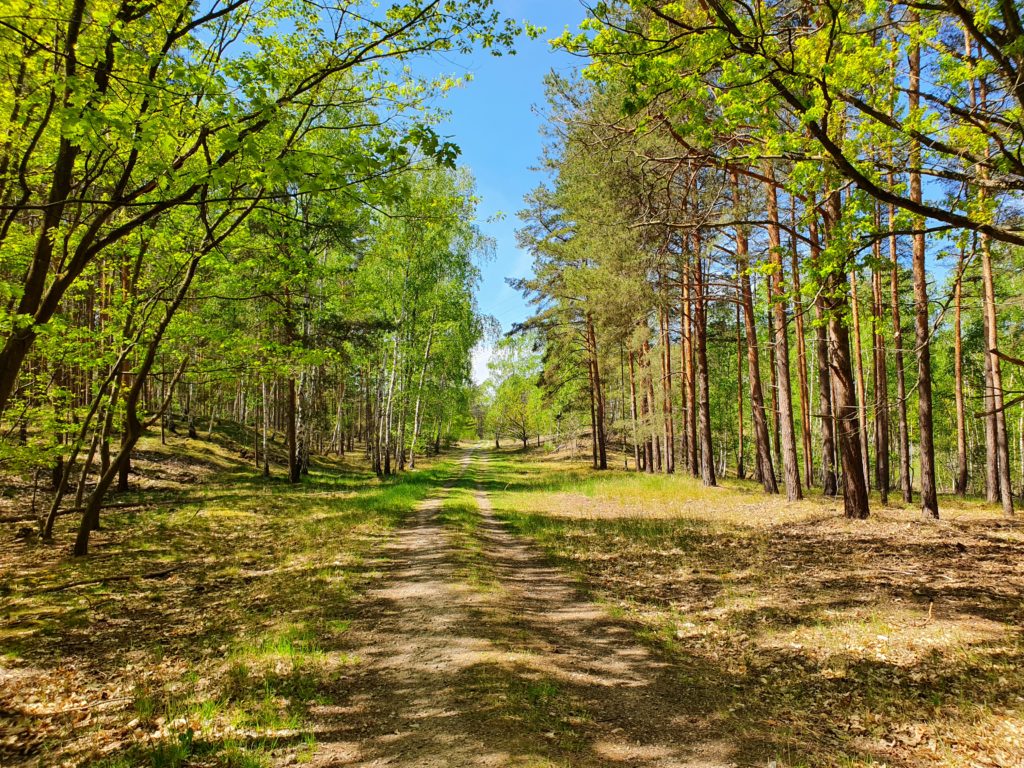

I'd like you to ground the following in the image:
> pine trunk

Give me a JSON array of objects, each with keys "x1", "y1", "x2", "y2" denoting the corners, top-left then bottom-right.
[
  {"x1": 810, "y1": 212, "x2": 838, "y2": 496},
  {"x1": 765, "y1": 175, "x2": 802, "y2": 500},
  {"x1": 693, "y1": 244, "x2": 716, "y2": 487},
  {"x1": 872, "y1": 263, "x2": 890, "y2": 505},
  {"x1": 849, "y1": 271, "x2": 871, "y2": 491},
  {"x1": 789, "y1": 210, "x2": 814, "y2": 487},
  {"x1": 659, "y1": 303, "x2": 675, "y2": 473},
  {"x1": 953, "y1": 254, "x2": 968, "y2": 496},
  {"x1": 909, "y1": 15, "x2": 939, "y2": 519},
  {"x1": 628, "y1": 349, "x2": 642, "y2": 471},
  {"x1": 889, "y1": 198, "x2": 913, "y2": 504},
  {"x1": 736, "y1": 302, "x2": 745, "y2": 481},
  {"x1": 733, "y1": 174, "x2": 777, "y2": 493}
]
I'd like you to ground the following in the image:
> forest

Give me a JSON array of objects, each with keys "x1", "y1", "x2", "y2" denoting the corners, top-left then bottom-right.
[
  {"x1": 2, "y1": 1, "x2": 1023, "y2": 767},
  {"x1": 500, "y1": 1, "x2": 1024, "y2": 521},
  {"x1": 0, "y1": 0, "x2": 511, "y2": 556}
]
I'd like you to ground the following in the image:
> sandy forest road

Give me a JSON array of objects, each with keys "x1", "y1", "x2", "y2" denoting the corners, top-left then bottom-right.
[{"x1": 304, "y1": 448, "x2": 735, "y2": 768}]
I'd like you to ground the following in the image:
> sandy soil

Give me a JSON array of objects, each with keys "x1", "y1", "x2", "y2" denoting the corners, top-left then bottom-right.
[{"x1": 304, "y1": 449, "x2": 735, "y2": 768}]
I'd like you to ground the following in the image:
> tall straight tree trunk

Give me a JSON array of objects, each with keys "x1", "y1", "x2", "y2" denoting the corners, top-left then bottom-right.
[
  {"x1": 827, "y1": 309, "x2": 871, "y2": 519},
  {"x1": 584, "y1": 315, "x2": 606, "y2": 470},
  {"x1": 888, "y1": 195, "x2": 913, "y2": 504},
  {"x1": 409, "y1": 321, "x2": 435, "y2": 470},
  {"x1": 628, "y1": 349, "x2": 642, "y2": 471},
  {"x1": 620, "y1": 345, "x2": 630, "y2": 464},
  {"x1": 262, "y1": 378, "x2": 270, "y2": 477},
  {"x1": 643, "y1": 337, "x2": 661, "y2": 472},
  {"x1": 380, "y1": 335, "x2": 402, "y2": 478},
  {"x1": 693, "y1": 241, "x2": 716, "y2": 487},
  {"x1": 640, "y1": 339, "x2": 654, "y2": 474},
  {"x1": 976, "y1": 75, "x2": 1014, "y2": 515},
  {"x1": 766, "y1": 303, "x2": 782, "y2": 471},
  {"x1": 736, "y1": 302, "x2": 745, "y2": 481},
  {"x1": 810, "y1": 211, "x2": 838, "y2": 496},
  {"x1": 765, "y1": 174, "x2": 802, "y2": 500},
  {"x1": 659, "y1": 302, "x2": 675, "y2": 473},
  {"x1": 789, "y1": 205, "x2": 814, "y2": 487},
  {"x1": 285, "y1": 288, "x2": 301, "y2": 484},
  {"x1": 332, "y1": 380, "x2": 346, "y2": 457},
  {"x1": 298, "y1": 369, "x2": 310, "y2": 476},
  {"x1": 821, "y1": 193, "x2": 869, "y2": 519},
  {"x1": 739, "y1": 265, "x2": 776, "y2": 494},
  {"x1": 676, "y1": 271, "x2": 690, "y2": 473},
  {"x1": 908, "y1": 14, "x2": 939, "y2": 519},
  {"x1": 849, "y1": 270, "x2": 871, "y2": 490},
  {"x1": 287, "y1": 376, "x2": 300, "y2": 483},
  {"x1": 961, "y1": 37, "x2": 1013, "y2": 510},
  {"x1": 953, "y1": 251, "x2": 969, "y2": 496},
  {"x1": 588, "y1": 352, "x2": 598, "y2": 469},
  {"x1": 588, "y1": 315, "x2": 608, "y2": 470},
  {"x1": 733, "y1": 172, "x2": 777, "y2": 493},
  {"x1": 1019, "y1": 400, "x2": 1024, "y2": 499},
  {"x1": 980, "y1": 230, "x2": 1014, "y2": 515},
  {"x1": 682, "y1": 258, "x2": 699, "y2": 476},
  {"x1": 872, "y1": 258, "x2": 890, "y2": 506},
  {"x1": 984, "y1": 340, "x2": 1000, "y2": 501}
]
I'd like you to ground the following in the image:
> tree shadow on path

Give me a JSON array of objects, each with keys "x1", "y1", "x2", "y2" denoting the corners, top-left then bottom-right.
[{"x1": 305, "y1": 450, "x2": 905, "y2": 768}]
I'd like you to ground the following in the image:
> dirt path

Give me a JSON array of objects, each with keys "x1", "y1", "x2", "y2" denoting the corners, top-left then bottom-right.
[{"x1": 306, "y1": 449, "x2": 733, "y2": 768}]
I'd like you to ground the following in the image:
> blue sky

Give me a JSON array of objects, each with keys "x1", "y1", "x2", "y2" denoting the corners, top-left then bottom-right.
[
  {"x1": 413, "y1": 2, "x2": 961, "y2": 386},
  {"x1": 419, "y1": 1, "x2": 588, "y2": 383}
]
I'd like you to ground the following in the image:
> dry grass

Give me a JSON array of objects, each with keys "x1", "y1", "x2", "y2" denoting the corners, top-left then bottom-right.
[
  {"x1": 487, "y1": 447, "x2": 1024, "y2": 768},
  {"x1": 0, "y1": 430, "x2": 455, "y2": 768}
]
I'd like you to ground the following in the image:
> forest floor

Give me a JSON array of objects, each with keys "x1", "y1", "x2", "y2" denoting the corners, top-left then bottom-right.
[{"x1": 2, "y1": 436, "x2": 1023, "y2": 768}]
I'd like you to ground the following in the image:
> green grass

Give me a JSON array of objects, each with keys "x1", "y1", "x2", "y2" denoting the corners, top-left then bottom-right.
[
  {"x1": 437, "y1": 484, "x2": 498, "y2": 590},
  {"x1": 0, "y1": 431, "x2": 461, "y2": 768},
  {"x1": 475, "y1": 445, "x2": 1024, "y2": 768}
]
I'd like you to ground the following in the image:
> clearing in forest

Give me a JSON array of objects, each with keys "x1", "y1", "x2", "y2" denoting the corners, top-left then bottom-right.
[{"x1": 2, "y1": 439, "x2": 1022, "y2": 768}]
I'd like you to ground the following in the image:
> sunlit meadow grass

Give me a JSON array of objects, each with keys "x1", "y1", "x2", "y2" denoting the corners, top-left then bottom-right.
[
  {"x1": 483, "y1": 445, "x2": 1024, "y2": 768},
  {"x1": 1, "y1": 431, "x2": 459, "y2": 768}
]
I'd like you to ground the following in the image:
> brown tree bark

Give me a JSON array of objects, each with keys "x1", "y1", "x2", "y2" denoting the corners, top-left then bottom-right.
[
  {"x1": 789, "y1": 204, "x2": 814, "y2": 487},
  {"x1": 681, "y1": 258, "x2": 699, "y2": 476},
  {"x1": 827, "y1": 310, "x2": 871, "y2": 519},
  {"x1": 909, "y1": 13, "x2": 940, "y2": 519},
  {"x1": 628, "y1": 349, "x2": 642, "y2": 472},
  {"x1": 889, "y1": 197, "x2": 913, "y2": 504},
  {"x1": 736, "y1": 302, "x2": 746, "y2": 481},
  {"x1": 659, "y1": 302, "x2": 675, "y2": 473},
  {"x1": 732, "y1": 172, "x2": 777, "y2": 493},
  {"x1": 810, "y1": 210, "x2": 838, "y2": 496},
  {"x1": 980, "y1": 232, "x2": 1013, "y2": 514},
  {"x1": 982, "y1": 319, "x2": 1000, "y2": 501},
  {"x1": 872, "y1": 258, "x2": 891, "y2": 506},
  {"x1": 766, "y1": 303, "x2": 782, "y2": 471},
  {"x1": 849, "y1": 271, "x2": 871, "y2": 492},
  {"x1": 644, "y1": 336, "x2": 661, "y2": 472},
  {"x1": 692, "y1": 242, "x2": 716, "y2": 487},
  {"x1": 765, "y1": 174, "x2": 802, "y2": 500},
  {"x1": 821, "y1": 194, "x2": 870, "y2": 519},
  {"x1": 587, "y1": 314, "x2": 608, "y2": 470},
  {"x1": 641, "y1": 338, "x2": 655, "y2": 474},
  {"x1": 287, "y1": 376, "x2": 300, "y2": 483},
  {"x1": 676, "y1": 270, "x2": 690, "y2": 473},
  {"x1": 976, "y1": 74, "x2": 1014, "y2": 515},
  {"x1": 953, "y1": 251, "x2": 969, "y2": 497}
]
